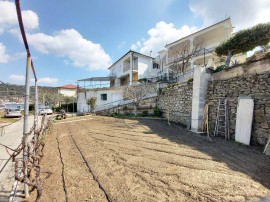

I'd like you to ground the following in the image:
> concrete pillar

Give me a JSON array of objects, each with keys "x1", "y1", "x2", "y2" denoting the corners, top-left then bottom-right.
[
  {"x1": 191, "y1": 66, "x2": 211, "y2": 132},
  {"x1": 190, "y1": 59, "x2": 194, "y2": 69},
  {"x1": 189, "y1": 38, "x2": 193, "y2": 53},
  {"x1": 165, "y1": 47, "x2": 168, "y2": 65},
  {"x1": 129, "y1": 53, "x2": 133, "y2": 85}
]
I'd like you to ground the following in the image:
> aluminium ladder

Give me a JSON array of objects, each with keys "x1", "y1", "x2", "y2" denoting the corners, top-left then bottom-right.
[{"x1": 214, "y1": 98, "x2": 230, "y2": 140}]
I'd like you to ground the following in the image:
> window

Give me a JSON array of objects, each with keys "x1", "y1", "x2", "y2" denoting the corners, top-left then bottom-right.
[
  {"x1": 153, "y1": 63, "x2": 159, "y2": 69},
  {"x1": 101, "y1": 94, "x2": 107, "y2": 101}
]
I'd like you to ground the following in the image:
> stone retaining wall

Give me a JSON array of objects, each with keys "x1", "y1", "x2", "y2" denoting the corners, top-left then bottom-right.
[
  {"x1": 157, "y1": 82, "x2": 193, "y2": 126},
  {"x1": 206, "y1": 71, "x2": 270, "y2": 146}
]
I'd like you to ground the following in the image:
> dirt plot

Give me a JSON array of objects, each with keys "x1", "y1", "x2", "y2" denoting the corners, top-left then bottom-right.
[{"x1": 32, "y1": 116, "x2": 270, "y2": 201}]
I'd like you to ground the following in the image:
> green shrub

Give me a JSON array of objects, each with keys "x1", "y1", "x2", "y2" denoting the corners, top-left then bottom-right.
[
  {"x1": 216, "y1": 23, "x2": 270, "y2": 57},
  {"x1": 187, "y1": 78, "x2": 193, "y2": 84},
  {"x1": 138, "y1": 78, "x2": 147, "y2": 83},
  {"x1": 52, "y1": 106, "x2": 61, "y2": 112},
  {"x1": 142, "y1": 110, "x2": 148, "y2": 117},
  {"x1": 153, "y1": 106, "x2": 162, "y2": 117},
  {"x1": 87, "y1": 97, "x2": 97, "y2": 113},
  {"x1": 214, "y1": 65, "x2": 226, "y2": 73}
]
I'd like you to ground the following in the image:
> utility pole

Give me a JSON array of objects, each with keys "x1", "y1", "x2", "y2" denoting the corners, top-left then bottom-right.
[
  {"x1": 43, "y1": 93, "x2": 45, "y2": 112},
  {"x1": 73, "y1": 99, "x2": 75, "y2": 117},
  {"x1": 34, "y1": 81, "x2": 38, "y2": 143},
  {"x1": 22, "y1": 54, "x2": 31, "y2": 198}
]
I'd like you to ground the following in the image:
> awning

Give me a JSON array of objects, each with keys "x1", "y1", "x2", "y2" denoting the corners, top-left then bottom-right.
[{"x1": 77, "y1": 76, "x2": 116, "y2": 82}]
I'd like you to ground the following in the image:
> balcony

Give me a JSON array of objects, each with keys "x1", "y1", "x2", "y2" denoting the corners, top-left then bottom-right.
[
  {"x1": 123, "y1": 63, "x2": 138, "y2": 74},
  {"x1": 167, "y1": 41, "x2": 223, "y2": 65}
]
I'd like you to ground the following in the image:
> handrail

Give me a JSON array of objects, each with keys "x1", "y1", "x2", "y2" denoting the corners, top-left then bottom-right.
[{"x1": 94, "y1": 92, "x2": 158, "y2": 112}]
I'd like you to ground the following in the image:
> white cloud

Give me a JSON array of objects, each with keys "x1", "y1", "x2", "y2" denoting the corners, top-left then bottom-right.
[
  {"x1": 9, "y1": 74, "x2": 25, "y2": 81},
  {"x1": 118, "y1": 41, "x2": 126, "y2": 49},
  {"x1": 24, "y1": 29, "x2": 112, "y2": 71},
  {"x1": 38, "y1": 77, "x2": 58, "y2": 85},
  {"x1": 189, "y1": 0, "x2": 270, "y2": 31},
  {"x1": 131, "y1": 21, "x2": 197, "y2": 56},
  {"x1": 0, "y1": 43, "x2": 11, "y2": 63},
  {"x1": 9, "y1": 74, "x2": 58, "y2": 85},
  {"x1": 0, "y1": 1, "x2": 39, "y2": 34}
]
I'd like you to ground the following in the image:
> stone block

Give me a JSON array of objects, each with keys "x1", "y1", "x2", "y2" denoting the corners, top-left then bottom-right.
[
  {"x1": 261, "y1": 123, "x2": 269, "y2": 129},
  {"x1": 266, "y1": 106, "x2": 270, "y2": 114}
]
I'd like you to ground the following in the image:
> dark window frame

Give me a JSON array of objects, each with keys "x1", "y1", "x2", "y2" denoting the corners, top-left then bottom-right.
[{"x1": 101, "y1": 93, "x2": 107, "y2": 101}]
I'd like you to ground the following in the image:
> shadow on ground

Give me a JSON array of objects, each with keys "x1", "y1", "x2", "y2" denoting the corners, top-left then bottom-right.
[{"x1": 130, "y1": 118, "x2": 270, "y2": 190}]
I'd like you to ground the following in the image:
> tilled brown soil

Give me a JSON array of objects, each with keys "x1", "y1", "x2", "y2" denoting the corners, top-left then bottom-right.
[{"x1": 32, "y1": 116, "x2": 270, "y2": 202}]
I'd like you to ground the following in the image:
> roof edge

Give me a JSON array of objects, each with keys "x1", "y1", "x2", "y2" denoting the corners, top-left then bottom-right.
[
  {"x1": 108, "y1": 50, "x2": 154, "y2": 69},
  {"x1": 165, "y1": 17, "x2": 231, "y2": 48}
]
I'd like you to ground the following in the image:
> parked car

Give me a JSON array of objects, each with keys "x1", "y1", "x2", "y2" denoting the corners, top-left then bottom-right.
[
  {"x1": 4, "y1": 108, "x2": 22, "y2": 118},
  {"x1": 39, "y1": 106, "x2": 53, "y2": 115}
]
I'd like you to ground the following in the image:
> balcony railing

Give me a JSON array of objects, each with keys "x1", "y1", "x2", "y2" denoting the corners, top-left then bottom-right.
[
  {"x1": 177, "y1": 68, "x2": 194, "y2": 83},
  {"x1": 123, "y1": 64, "x2": 138, "y2": 73},
  {"x1": 157, "y1": 68, "x2": 194, "y2": 84},
  {"x1": 167, "y1": 41, "x2": 223, "y2": 64},
  {"x1": 78, "y1": 80, "x2": 142, "y2": 91}
]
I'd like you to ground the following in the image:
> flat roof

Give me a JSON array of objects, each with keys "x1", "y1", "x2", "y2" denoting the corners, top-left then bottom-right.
[
  {"x1": 77, "y1": 76, "x2": 115, "y2": 82},
  {"x1": 108, "y1": 50, "x2": 154, "y2": 69},
  {"x1": 165, "y1": 18, "x2": 231, "y2": 47}
]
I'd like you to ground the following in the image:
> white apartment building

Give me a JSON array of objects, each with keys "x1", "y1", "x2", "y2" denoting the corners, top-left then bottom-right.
[
  {"x1": 77, "y1": 18, "x2": 247, "y2": 116},
  {"x1": 156, "y1": 18, "x2": 246, "y2": 83},
  {"x1": 77, "y1": 50, "x2": 159, "y2": 113}
]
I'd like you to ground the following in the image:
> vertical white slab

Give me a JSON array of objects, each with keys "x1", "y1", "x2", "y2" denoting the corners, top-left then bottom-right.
[
  {"x1": 235, "y1": 97, "x2": 254, "y2": 145},
  {"x1": 191, "y1": 67, "x2": 211, "y2": 132}
]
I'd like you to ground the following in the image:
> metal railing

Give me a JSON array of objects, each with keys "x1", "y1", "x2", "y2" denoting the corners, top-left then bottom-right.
[
  {"x1": 0, "y1": 1, "x2": 48, "y2": 200},
  {"x1": 79, "y1": 80, "x2": 141, "y2": 90},
  {"x1": 177, "y1": 68, "x2": 194, "y2": 83},
  {"x1": 167, "y1": 45, "x2": 220, "y2": 65},
  {"x1": 94, "y1": 92, "x2": 158, "y2": 113},
  {"x1": 157, "y1": 68, "x2": 194, "y2": 84}
]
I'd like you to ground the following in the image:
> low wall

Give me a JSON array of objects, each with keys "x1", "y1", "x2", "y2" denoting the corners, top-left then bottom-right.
[
  {"x1": 206, "y1": 60, "x2": 270, "y2": 146},
  {"x1": 157, "y1": 82, "x2": 193, "y2": 126}
]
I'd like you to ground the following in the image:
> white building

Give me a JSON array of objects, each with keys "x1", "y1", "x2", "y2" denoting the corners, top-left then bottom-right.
[
  {"x1": 58, "y1": 84, "x2": 77, "y2": 97},
  {"x1": 108, "y1": 50, "x2": 159, "y2": 86},
  {"x1": 77, "y1": 50, "x2": 159, "y2": 113},
  {"x1": 156, "y1": 18, "x2": 246, "y2": 83},
  {"x1": 77, "y1": 18, "x2": 247, "y2": 118}
]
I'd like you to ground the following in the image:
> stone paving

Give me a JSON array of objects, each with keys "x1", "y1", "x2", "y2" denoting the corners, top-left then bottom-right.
[{"x1": 0, "y1": 116, "x2": 38, "y2": 201}]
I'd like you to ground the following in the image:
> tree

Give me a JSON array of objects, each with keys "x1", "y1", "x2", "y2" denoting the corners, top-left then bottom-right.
[
  {"x1": 87, "y1": 97, "x2": 97, "y2": 113},
  {"x1": 124, "y1": 83, "x2": 154, "y2": 116},
  {"x1": 170, "y1": 40, "x2": 204, "y2": 75},
  {"x1": 216, "y1": 23, "x2": 270, "y2": 66},
  {"x1": 40, "y1": 92, "x2": 65, "y2": 108}
]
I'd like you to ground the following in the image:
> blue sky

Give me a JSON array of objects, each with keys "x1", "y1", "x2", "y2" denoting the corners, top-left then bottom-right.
[{"x1": 0, "y1": 0, "x2": 269, "y2": 86}]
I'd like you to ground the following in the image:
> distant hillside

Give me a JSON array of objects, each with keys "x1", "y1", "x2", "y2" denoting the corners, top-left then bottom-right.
[{"x1": 0, "y1": 83, "x2": 58, "y2": 102}]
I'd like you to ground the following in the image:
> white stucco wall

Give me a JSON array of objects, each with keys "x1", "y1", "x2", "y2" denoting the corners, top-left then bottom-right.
[
  {"x1": 137, "y1": 57, "x2": 158, "y2": 79},
  {"x1": 77, "y1": 88, "x2": 124, "y2": 113},
  {"x1": 109, "y1": 52, "x2": 155, "y2": 84},
  {"x1": 191, "y1": 66, "x2": 211, "y2": 131},
  {"x1": 58, "y1": 88, "x2": 76, "y2": 97}
]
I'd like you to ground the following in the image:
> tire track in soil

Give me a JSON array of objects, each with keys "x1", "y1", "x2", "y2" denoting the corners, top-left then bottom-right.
[
  {"x1": 78, "y1": 126, "x2": 259, "y2": 179},
  {"x1": 68, "y1": 117, "x2": 270, "y2": 201},
  {"x1": 76, "y1": 123, "x2": 223, "y2": 201},
  {"x1": 63, "y1": 121, "x2": 113, "y2": 202},
  {"x1": 56, "y1": 124, "x2": 69, "y2": 202},
  {"x1": 55, "y1": 122, "x2": 109, "y2": 202},
  {"x1": 41, "y1": 116, "x2": 270, "y2": 202},
  {"x1": 86, "y1": 133, "x2": 262, "y2": 202}
]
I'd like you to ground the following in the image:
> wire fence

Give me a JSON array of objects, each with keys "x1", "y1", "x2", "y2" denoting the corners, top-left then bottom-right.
[{"x1": 0, "y1": 1, "x2": 50, "y2": 201}]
